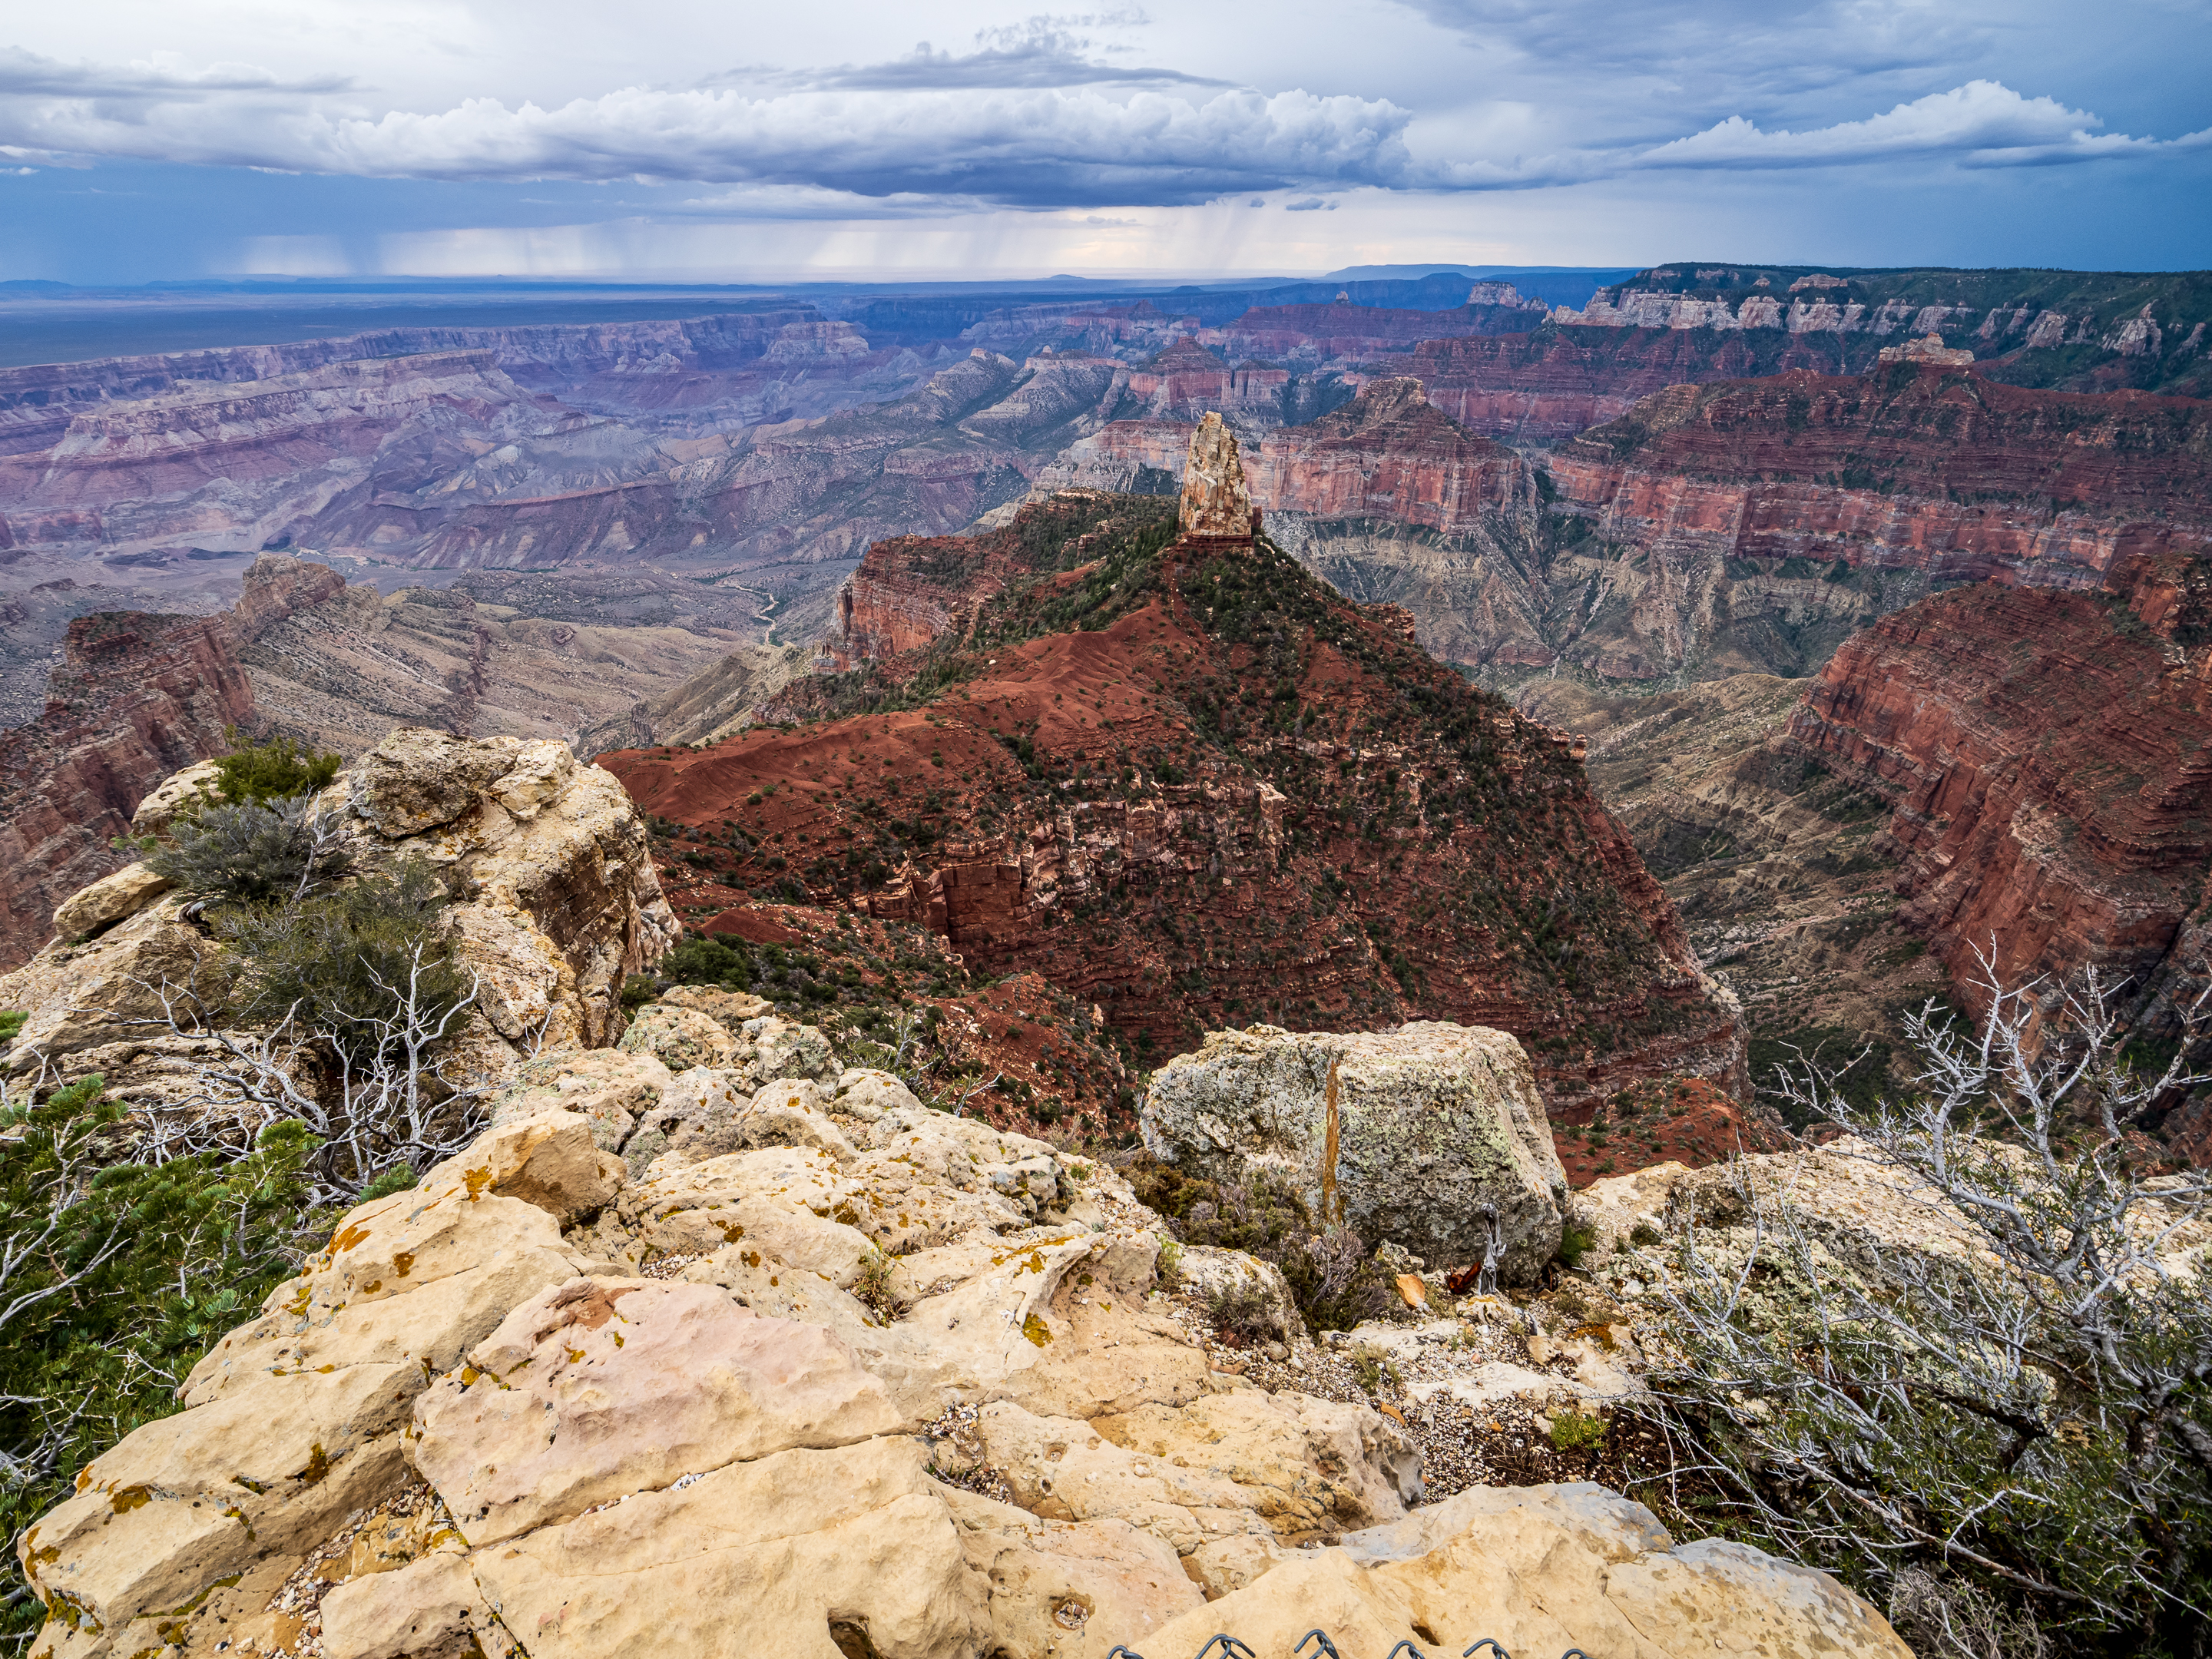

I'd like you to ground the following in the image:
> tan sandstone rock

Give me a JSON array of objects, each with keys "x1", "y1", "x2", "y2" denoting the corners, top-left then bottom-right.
[
  {"x1": 48, "y1": 862, "x2": 173, "y2": 944},
  {"x1": 0, "y1": 896, "x2": 232, "y2": 1070},
  {"x1": 1144, "y1": 1482, "x2": 1912, "y2": 1659},
  {"x1": 1179, "y1": 412, "x2": 1257, "y2": 541},
  {"x1": 22, "y1": 1367, "x2": 414, "y2": 1637},
  {"x1": 465, "y1": 1438, "x2": 985, "y2": 1659},
  {"x1": 942, "y1": 1488, "x2": 1204, "y2": 1657},
  {"x1": 334, "y1": 729, "x2": 678, "y2": 1052},
  {"x1": 491, "y1": 1047, "x2": 672, "y2": 1151},
  {"x1": 182, "y1": 1172, "x2": 594, "y2": 1404},
  {"x1": 320, "y1": 1551, "x2": 500, "y2": 1659},
  {"x1": 412, "y1": 1278, "x2": 903, "y2": 1545}
]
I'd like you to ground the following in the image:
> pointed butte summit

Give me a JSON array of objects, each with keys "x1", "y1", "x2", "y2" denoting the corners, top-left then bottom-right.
[{"x1": 1175, "y1": 410, "x2": 1260, "y2": 545}]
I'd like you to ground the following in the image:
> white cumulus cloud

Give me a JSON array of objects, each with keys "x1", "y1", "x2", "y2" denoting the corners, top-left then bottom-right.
[{"x1": 1639, "y1": 80, "x2": 2212, "y2": 169}]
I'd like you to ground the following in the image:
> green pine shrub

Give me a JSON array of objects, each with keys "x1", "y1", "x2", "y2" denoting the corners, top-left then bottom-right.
[
  {"x1": 0, "y1": 1076, "x2": 317, "y2": 1647},
  {"x1": 147, "y1": 795, "x2": 352, "y2": 907}
]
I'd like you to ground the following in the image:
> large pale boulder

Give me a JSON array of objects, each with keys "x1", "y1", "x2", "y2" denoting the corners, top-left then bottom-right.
[
  {"x1": 492, "y1": 1047, "x2": 672, "y2": 1151},
  {"x1": 942, "y1": 1488, "x2": 1204, "y2": 1657},
  {"x1": 465, "y1": 1438, "x2": 986, "y2": 1659},
  {"x1": 47, "y1": 862, "x2": 171, "y2": 944},
  {"x1": 1142, "y1": 1022, "x2": 1568, "y2": 1280},
  {"x1": 412, "y1": 1278, "x2": 902, "y2": 1545},
  {"x1": 1143, "y1": 1482, "x2": 1913, "y2": 1659},
  {"x1": 182, "y1": 1118, "x2": 608, "y2": 1401},
  {"x1": 127, "y1": 757, "x2": 225, "y2": 836},
  {"x1": 320, "y1": 1551, "x2": 501, "y2": 1659},
  {"x1": 980, "y1": 1390, "x2": 1419, "y2": 1553},
  {"x1": 0, "y1": 896, "x2": 231, "y2": 1070}
]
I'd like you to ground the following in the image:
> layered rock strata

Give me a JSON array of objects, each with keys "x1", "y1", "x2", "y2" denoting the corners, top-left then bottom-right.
[
  {"x1": 1789, "y1": 573, "x2": 2212, "y2": 1024},
  {"x1": 1549, "y1": 364, "x2": 2212, "y2": 590},
  {"x1": 618, "y1": 455, "x2": 1743, "y2": 1111}
]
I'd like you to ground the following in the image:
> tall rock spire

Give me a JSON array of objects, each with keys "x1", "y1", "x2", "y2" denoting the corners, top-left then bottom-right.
[{"x1": 1177, "y1": 411, "x2": 1257, "y2": 545}]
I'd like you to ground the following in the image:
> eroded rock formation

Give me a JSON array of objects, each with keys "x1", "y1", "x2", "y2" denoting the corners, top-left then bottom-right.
[
  {"x1": 0, "y1": 729, "x2": 680, "y2": 1086},
  {"x1": 616, "y1": 472, "x2": 1743, "y2": 1113},
  {"x1": 1549, "y1": 364, "x2": 2212, "y2": 589},
  {"x1": 1177, "y1": 412, "x2": 1258, "y2": 542},
  {"x1": 12, "y1": 984, "x2": 1913, "y2": 1659},
  {"x1": 0, "y1": 603, "x2": 263, "y2": 971}
]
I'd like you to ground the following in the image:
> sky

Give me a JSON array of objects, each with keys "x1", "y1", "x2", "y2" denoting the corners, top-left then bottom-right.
[{"x1": 2, "y1": 1, "x2": 2209, "y2": 283}]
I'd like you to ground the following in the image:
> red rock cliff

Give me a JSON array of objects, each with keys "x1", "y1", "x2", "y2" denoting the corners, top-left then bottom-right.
[
  {"x1": 1251, "y1": 377, "x2": 1529, "y2": 534},
  {"x1": 1549, "y1": 365, "x2": 2212, "y2": 584},
  {"x1": 1790, "y1": 558, "x2": 2212, "y2": 1019},
  {"x1": 0, "y1": 555, "x2": 347, "y2": 969}
]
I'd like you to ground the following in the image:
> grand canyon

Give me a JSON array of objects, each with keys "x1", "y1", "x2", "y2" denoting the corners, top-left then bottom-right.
[{"x1": 4, "y1": 254, "x2": 2209, "y2": 1659}]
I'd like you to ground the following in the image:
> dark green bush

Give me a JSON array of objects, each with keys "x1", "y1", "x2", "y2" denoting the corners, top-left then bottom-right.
[
  {"x1": 212, "y1": 861, "x2": 464, "y2": 1063},
  {"x1": 0, "y1": 1077, "x2": 316, "y2": 1648},
  {"x1": 209, "y1": 730, "x2": 341, "y2": 806},
  {"x1": 1555, "y1": 1217, "x2": 1599, "y2": 1270},
  {"x1": 660, "y1": 932, "x2": 758, "y2": 991},
  {"x1": 147, "y1": 795, "x2": 351, "y2": 907}
]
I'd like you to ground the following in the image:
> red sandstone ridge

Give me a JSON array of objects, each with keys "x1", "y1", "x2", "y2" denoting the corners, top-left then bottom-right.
[
  {"x1": 1041, "y1": 379, "x2": 1529, "y2": 540},
  {"x1": 1251, "y1": 378, "x2": 1529, "y2": 535},
  {"x1": 1790, "y1": 565, "x2": 2212, "y2": 1025},
  {"x1": 1550, "y1": 363, "x2": 2212, "y2": 584},
  {"x1": 611, "y1": 469, "x2": 1743, "y2": 1112},
  {"x1": 0, "y1": 555, "x2": 346, "y2": 969},
  {"x1": 1402, "y1": 329, "x2": 1869, "y2": 441}
]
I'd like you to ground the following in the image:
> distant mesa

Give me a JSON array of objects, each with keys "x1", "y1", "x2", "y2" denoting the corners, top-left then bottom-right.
[
  {"x1": 1877, "y1": 332, "x2": 1975, "y2": 366},
  {"x1": 1176, "y1": 412, "x2": 1260, "y2": 545}
]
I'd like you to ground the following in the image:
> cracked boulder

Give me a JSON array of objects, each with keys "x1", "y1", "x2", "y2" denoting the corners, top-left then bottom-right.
[{"x1": 1141, "y1": 1022, "x2": 1568, "y2": 1280}]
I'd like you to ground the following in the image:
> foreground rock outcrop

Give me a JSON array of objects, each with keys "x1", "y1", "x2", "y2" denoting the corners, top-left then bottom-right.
[
  {"x1": 17, "y1": 991, "x2": 1913, "y2": 1659},
  {"x1": 0, "y1": 727, "x2": 680, "y2": 1085},
  {"x1": 1142, "y1": 1022, "x2": 1570, "y2": 1279}
]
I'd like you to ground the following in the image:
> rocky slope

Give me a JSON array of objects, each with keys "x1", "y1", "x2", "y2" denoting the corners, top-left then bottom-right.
[
  {"x1": 0, "y1": 608, "x2": 253, "y2": 973},
  {"x1": 9, "y1": 981, "x2": 1914, "y2": 1659},
  {"x1": 605, "y1": 457, "x2": 1746, "y2": 1114},
  {"x1": 1517, "y1": 673, "x2": 1953, "y2": 1114},
  {"x1": 1, "y1": 729, "x2": 679, "y2": 1096},
  {"x1": 1551, "y1": 363, "x2": 2212, "y2": 583}
]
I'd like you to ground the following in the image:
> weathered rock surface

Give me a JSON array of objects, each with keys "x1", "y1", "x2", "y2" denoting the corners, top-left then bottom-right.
[
  {"x1": 1142, "y1": 1022, "x2": 1569, "y2": 1278},
  {"x1": 1551, "y1": 366, "x2": 2212, "y2": 594},
  {"x1": 1250, "y1": 377, "x2": 1530, "y2": 536},
  {"x1": 336, "y1": 728, "x2": 680, "y2": 1057},
  {"x1": 19, "y1": 1007, "x2": 1912, "y2": 1659},
  {"x1": 0, "y1": 728, "x2": 678, "y2": 1088},
  {"x1": 1147, "y1": 1481, "x2": 1912, "y2": 1659},
  {"x1": 1177, "y1": 412, "x2": 1258, "y2": 542}
]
